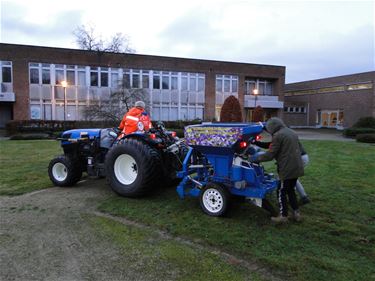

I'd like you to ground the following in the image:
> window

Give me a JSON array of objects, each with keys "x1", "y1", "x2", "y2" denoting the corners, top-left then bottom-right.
[
  {"x1": 347, "y1": 83, "x2": 373, "y2": 91},
  {"x1": 224, "y1": 79, "x2": 230, "y2": 92},
  {"x1": 216, "y1": 77, "x2": 222, "y2": 92},
  {"x1": 171, "y1": 76, "x2": 178, "y2": 90},
  {"x1": 142, "y1": 71, "x2": 149, "y2": 89},
  {"x1": 111, "y1": 72, "x2": 119, "y2": 88},
  {"x1": 30, "y1": 68, "x2": 39, "y2": 84},
  {"x1": 2, "y1": 66, "x2": 12, "y2": 83},
  {"x1": 153, "y1": 72, "x2": 160, "y2": 89},
  {"x1": 42, "y1": 69, "x2": 50, "y2": 84},
  {"x1": 162, "y1": 73, "x2": 169, "y2": 90},
  {"x1": 198, "y1": 77, "x2": 204, "y2": 91},
  {"x1": 56, "y1": 70, "x2": 64, "y2": 85},
  {"x1": 132, "y1": 72, "x2": 140, "y2": 88},
  {"x1": 66, "y1": 70, "x2": 75, "y2": 85},
  {"x1": 265, "y1": 82, "x2": 273, "y2": 96},
  {"x1": 181, "y1": 76, "x2": 188, "y2": 90},
  {"x1": 123, "y1": 73, "x2": 131, "y2": 88},
  {"x1": 77, "y1": 71, "x2": 86, "y2": 86},
  {"x1": 245, "y1": 81, "x2": 256, "y2": 95},
  {"x1": 190, "y1": 75, "x2": 197, "y2": 91},
  {"x1": 232, "y1": 79, "x2": 238, "y2": 92},
  {"x1": 101, "y1": 72, "x2": 108, "y2": 87}
]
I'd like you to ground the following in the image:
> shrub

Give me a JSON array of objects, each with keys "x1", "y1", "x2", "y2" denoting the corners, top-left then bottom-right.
[
  {"x1": 353, "y1": 117, "x2": 375, "y2": 129},
  {"x1": 252, "y1": 106, "x2": 264, "y2": 122},
  {"x1": 343, "y1": 127, "x2": 375, "y2": 137},
  {"x1": 356, "y1": 133, "x2": 375, "y2": 143},
  {"x1": 220, "y1": 95, "x2": 243, "y2": 122},
  {"x1": 9, "y1": 134, "x2": 51, "y2": 140}
]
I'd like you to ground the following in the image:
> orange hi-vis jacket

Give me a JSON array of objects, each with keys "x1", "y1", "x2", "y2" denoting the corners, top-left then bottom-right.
[{"x1": 119, "y1": 107, "x2": 152, "y2": 135}]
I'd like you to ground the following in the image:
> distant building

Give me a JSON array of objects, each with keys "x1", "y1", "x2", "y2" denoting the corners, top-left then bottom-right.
[
  {"x1": 0, "y1": 43, "x2": 285, "y2": 128},
  {"x1": 284, "y1": 71, "x2": 375, "y2": 129}
]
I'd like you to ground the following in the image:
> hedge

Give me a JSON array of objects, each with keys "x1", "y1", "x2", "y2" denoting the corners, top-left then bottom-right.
[
  {"x1": 5, "y1": 119, "x2": 203, "y2": 136},
  {"x1": 356, "y1": 133, "x2": 375, "y2": 143},
  {"x1": 353, "y1": 117, "x2": 375, "y2": 129},
  {"x1": 343, "y1": 127, "x2": 375, "y2": 137}
]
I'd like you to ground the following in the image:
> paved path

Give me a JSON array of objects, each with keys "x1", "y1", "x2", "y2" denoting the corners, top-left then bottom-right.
[{"x1": 294, "y1": 129, "x2": 353, "y2": 141}]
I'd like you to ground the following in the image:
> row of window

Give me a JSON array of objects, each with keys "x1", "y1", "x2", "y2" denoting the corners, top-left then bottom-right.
[
  {"x1": 216, "y1": 75, "x2": 238, "y2": 93},
  {"x1": 28, "y1": 63, "x2": 205, "y2": 92},
  {"x1": 284, "y1": 106, "x2": 306, "y2": 113},
  {"x1": 29, "y1": 103, "x2": 204, "y2": 121},
  {"x1": 285, "y1": 82, "x2": 373, "y2": 96},
  {"x1": 245, "y1": 79, "x2": 274, "y2": 96}
]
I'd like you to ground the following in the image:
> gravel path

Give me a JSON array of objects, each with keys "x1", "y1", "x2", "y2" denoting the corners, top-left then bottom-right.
[
  {"x1": 0, "y1": 180, "x2": 282, "y2": 281},
  {"x1": 0, "y1": 180, "x2": 136, "y2": 281}
]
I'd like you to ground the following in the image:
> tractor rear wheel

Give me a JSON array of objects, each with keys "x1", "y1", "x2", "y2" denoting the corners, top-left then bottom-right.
[
  {"x1": 199, "y1": 183, "x2": 230, "y2": 217},
  {"x1": 105, "y1": 139, "x2": 161, "y2": 197},
  {"x1": 48, "y1": 155, "x2": 82, "y2": 187}
]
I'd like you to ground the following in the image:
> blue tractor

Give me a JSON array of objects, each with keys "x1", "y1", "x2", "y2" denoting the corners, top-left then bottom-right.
[{"x1": 48, "y1": 123, "x2": 186, "y2": 197}]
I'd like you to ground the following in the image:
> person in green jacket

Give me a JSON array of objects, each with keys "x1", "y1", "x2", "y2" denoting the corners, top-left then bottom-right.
[{"x1": 251, "y1": 117, "x2": 305, "y2": 223}]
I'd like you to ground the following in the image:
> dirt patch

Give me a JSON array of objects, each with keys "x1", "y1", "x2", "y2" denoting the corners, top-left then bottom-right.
[{"x1": 0, "y1": 179, "x2": 282, "y2": 281}]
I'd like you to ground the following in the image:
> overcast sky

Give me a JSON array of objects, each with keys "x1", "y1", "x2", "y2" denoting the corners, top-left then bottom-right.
[{"x1": 0, "y1": 0, "x2": 374, "y2": 82}]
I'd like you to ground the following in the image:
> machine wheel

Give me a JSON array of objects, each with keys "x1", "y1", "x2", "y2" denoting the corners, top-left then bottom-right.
[
  {"x1": 105, "y1": 139, "x2": 161, "y2": 197},
  {"x1": 48, "y1": 155, "x2": 82, "y2": 187},
  {"x1": 199, "y1": 183, "x2": 230, "y2": 217}
]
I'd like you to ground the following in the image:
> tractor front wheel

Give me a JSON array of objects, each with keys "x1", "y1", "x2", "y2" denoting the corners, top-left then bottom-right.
[
  {"x1": 199, "y1": 183, "x2": 230, "y2": 217},
  {"x1": 48, "y1": 155, "x2": 82, "y2": 187}
]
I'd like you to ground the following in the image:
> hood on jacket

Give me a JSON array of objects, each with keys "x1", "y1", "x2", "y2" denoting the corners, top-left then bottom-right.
[{"x1": 266, "y1": 117, "x2": 286, "y2": 134}]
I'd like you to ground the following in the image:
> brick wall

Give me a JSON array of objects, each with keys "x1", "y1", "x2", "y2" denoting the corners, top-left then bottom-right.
[{"x1": 0, "y1": 43, "x2": 285, "y2": 121}]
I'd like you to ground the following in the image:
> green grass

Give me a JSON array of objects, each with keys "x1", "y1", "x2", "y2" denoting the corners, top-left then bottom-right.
[
  {"x1": 0, "y1": 140, "x2": 61, "y2": 195},
  {"x1": 98, "y1": 141, "x2": 375, "y2": 281},
  {"x1": 86, "y1": 215, "x2": 264, "y2": 281}
]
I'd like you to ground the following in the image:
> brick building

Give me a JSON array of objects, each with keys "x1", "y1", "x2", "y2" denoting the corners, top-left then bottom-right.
[
  {"x1": 284, "y1": 71, "x2": 375, "y2": 129},
  {"x1": 0, "y1": 43, "x2": 285, "y2": 127}
]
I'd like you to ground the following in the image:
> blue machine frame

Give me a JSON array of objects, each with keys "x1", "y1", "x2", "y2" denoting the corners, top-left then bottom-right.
[{"x1": 176, "y1": 123, "x2": 278, "y2": 201}]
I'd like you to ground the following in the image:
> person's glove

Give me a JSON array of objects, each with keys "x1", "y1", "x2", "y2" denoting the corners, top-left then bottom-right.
[
  {"x1": 250, "y1": 154, "x2": 259, "y2": 163},
  {"x1": 250, "y1": 152, "x2": 265, "y2": 163}
]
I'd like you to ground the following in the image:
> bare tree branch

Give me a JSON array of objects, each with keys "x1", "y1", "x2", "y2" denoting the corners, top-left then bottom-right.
[{"x1": 73, "y1": 24, "x2": 135, "y2": 53}]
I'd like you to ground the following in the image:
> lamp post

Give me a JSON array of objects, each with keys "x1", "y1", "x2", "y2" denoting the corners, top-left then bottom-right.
[
  {"x1": 61, "y1": 81, "x2": 68, "y2": 121},
  {"x1": 252, "y1": 88, "x2": 259, "y2": 122}
]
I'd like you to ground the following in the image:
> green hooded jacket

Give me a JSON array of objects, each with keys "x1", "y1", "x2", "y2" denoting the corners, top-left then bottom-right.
[{"x1": 258, "y1": 117, "x2": 304, "y2": 180}]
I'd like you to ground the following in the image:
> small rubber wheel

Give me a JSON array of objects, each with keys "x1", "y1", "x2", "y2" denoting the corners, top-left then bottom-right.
[
  {"x1": 199, "y1": 183, "x2": 229, "y2": 217},
  {"x1": 48, "y1": 155, "x2": 82, "y2": 187}
]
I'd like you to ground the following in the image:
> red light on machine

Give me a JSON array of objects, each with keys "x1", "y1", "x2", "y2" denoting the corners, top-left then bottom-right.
[
  {"x1": 256, "y1": 135, "x2": 262, "y2": 141},
  {"x1": 150, "y1": 133, "x2": 157, "y2": 140},
  {"x1": 239, "y1": 141, "x2": 247, "y2": 148},
  {"x1": 171, "y1": 131, "x2": 177, "y2": 138}
]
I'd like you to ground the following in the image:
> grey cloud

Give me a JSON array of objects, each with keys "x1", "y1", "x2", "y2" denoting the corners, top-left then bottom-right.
[{"x1": 1, "y1": 2, "x2": 84, "y2": 47}]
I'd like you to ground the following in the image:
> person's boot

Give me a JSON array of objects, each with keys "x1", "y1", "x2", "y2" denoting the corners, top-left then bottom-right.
[
  {"x1": 300, "y1": 196, "x2": 310, "y2": 205},
  {"x1": 289, "y1": 210, "x2": 302, "y2": 222},
  {"x1": 271, "y1": 215, "x2": 288, "y2": 223}
]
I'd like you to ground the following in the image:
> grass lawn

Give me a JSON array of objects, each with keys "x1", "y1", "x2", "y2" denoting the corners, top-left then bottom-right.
[
  {"x1": 86, "y1": 214, "x2": 264, "y2": 281},
  {"x1": 98, "y1": 140, "x2": 375, "y2": 281},
  {"x1": 0, "y1": 140, "x2": 61, "y2": 195},
  {"x1": 1, "y1": 139, "x2": 374, "y2": 280}
]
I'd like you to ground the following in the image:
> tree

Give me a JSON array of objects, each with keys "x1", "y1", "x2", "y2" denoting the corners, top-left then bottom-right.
[
  {"x1": 73, "y1": 24, "x2": 135, "y2": 53},
  {"x1": 220, "y1": 95, "x2": 243, "y2": 122},
  {"x1": 83, "y1": 79, "x2": 149, "y2": 122}
]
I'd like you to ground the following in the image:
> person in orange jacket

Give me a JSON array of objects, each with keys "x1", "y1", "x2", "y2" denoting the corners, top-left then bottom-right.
[{"x1": 119, "y1": 101, "x2": 152, "y2": 135}]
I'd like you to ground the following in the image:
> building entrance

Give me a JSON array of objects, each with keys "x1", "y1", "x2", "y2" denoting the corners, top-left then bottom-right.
[
  {"x1": 0, "y1": 103, "x2": 13, "y2": 128},
  {"x1": 319, "y1": 110, "x2": 344, "y2": 128}
]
